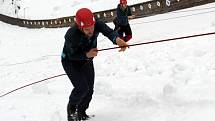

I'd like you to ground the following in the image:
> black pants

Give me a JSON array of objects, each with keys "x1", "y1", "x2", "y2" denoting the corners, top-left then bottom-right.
[
  {"x1": 114, "y1": 24, "x2": 132, "y2": 42},
  {"x1": 62, "y1": 59, "x2": 95, "y2": 112}
]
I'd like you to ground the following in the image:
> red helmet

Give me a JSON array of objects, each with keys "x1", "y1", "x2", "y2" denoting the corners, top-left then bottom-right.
[
  {"x1": 74, "y1": 8, "x2": 95, "y2": 29},
  {"x1": 120, "y1": 0, "x2": 127, "y2": 4}
]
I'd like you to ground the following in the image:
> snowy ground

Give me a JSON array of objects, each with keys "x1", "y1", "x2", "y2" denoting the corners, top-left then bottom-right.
[
  {"x1": 0, "y1": 0, "x2": 146, "y2": 19},
  {"x1": 1, "y1": 1, "x2": 215, "y2": 121}
]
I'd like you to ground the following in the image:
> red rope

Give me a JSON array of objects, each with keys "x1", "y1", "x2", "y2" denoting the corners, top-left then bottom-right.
[
  {"x1": 98, "y1": 32, "x2": 215, "y2": 51},
  {"x1": 1, "y1": 31, "x2": 215, "y2": 98},
  {"x1": 0, "y1": 74, "x2": 66, "y2": 98}
]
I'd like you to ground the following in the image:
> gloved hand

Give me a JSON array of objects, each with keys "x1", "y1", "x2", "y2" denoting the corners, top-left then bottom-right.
[
  {"x1": 128, "y1": 15, "x2": 135, "y2": 20},
  {"x1": 116, "y1": 37, "x2": 129, "y2": 52},
  {"x1": 86, "y1": 48, "x2": 98, "y2": 58}
]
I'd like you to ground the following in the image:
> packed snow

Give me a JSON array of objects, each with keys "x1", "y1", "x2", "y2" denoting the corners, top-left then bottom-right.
[
  {"x1": 0, "y1": 0, "x2": 146, "y2": 19},
  {"x1": 1, "y1": 0, "x2": 215, "y2": 121}
]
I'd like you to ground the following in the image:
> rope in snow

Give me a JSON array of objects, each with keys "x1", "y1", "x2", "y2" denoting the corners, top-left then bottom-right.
[
  {"x1": 1, "y1": 31, "x2": 215, "y2": 98},
  {"x1": 0, "y1": 74, "x2": 66, "y2": 98},
  {"x1": 98, "y1": 32, "x2": 215, "y2": 51},
  {"x1": 132, "y1": 10, "x2": 215, "y2": 25},
  {"x1": 1, "y1": 9, "x2": 214, "y2": 68},
  {"x1": 171, "y1": 6, "x2": 215, "y2": 14},
  {"x1": 0, "y1": 55, "x2": 59, "y2": 67}
]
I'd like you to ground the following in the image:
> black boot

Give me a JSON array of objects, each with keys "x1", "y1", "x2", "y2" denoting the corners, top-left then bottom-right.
[
  {"x1": 67, "y1": 103, "x2": 78, "y2": 121},
  {"x1": 78, "y1": 111, "x2": 90, "y2": 120}
]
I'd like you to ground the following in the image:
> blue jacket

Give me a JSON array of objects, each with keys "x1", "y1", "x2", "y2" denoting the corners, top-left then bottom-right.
[
  {"x1": 61, "y1": 20, "x2": 119, "y2": 61},
  {"x1": 116, "y1": 4, "x2": 132, "y2": 26}
]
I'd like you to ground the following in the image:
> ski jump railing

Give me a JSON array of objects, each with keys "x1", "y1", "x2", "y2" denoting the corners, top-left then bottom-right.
[{"x1": 0, "y1": 0, "x2": 215, "y2": 28}]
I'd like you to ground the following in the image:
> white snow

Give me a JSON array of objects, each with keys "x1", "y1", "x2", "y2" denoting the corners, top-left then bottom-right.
[
  {"x1": 0, "y1": 0, "x2": 147, "y2": 19},
  {"x1": 1, "y1": 0, "x2": 215, "y2": 121}
]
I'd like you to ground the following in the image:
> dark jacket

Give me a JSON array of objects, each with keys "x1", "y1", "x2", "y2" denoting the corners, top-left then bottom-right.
[
  {"x1": 116, "y1": 4, "x2": 132, "y2": 26},
  {"x1": 61, "y1": 20, "x2": 119, "y2": 61}
]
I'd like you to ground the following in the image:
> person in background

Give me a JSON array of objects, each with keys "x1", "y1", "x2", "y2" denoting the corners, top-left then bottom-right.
[
  {"x1": 13, "y1": 0, "x2": 20, "y2": 18},
  {"x1": 113, "y1": 0, "x2": 135, "y2": 42},
  {"x1": 61, "y1": 8, "x2": 128, "y2": 121}
]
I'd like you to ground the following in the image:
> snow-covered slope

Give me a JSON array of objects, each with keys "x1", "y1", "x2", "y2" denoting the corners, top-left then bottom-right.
[
  {"x1": 0, "y1": 0, "x2": 147, "y2": 19},
  {"x1": 1, "y1": 1, "x2": 215, "y2": 121}
]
